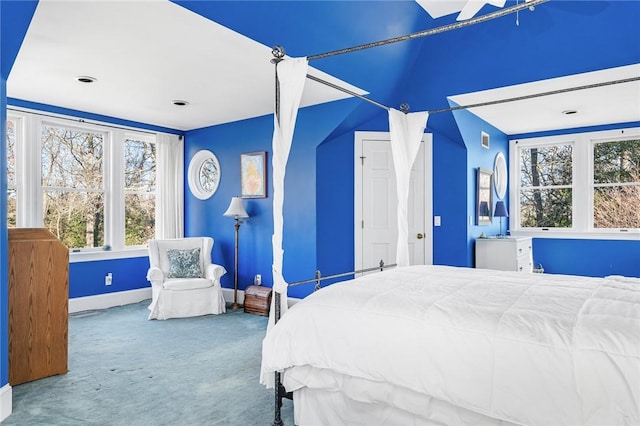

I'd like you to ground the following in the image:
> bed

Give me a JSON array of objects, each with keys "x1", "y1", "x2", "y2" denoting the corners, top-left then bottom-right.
[{"x1": 261, "y1": 265, "x2": 640, "y2": 426}]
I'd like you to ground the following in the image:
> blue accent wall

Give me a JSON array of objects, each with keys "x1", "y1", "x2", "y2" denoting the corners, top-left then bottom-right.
[
  {"x1": 184, "y1": 99, "x2": 362, "y2": 299},
  {"x1": 1, "y1": 0, "x2": 39, "y2": 394},
  {"x1": 69, "y1": 257, "x2": 151, "y2": 298},
  {"x1": 451, "y1": 105, "x2": 510, "y2": 265},
  {"x1": 533, "y1": 238, "x2": 640, "y2": 278}
]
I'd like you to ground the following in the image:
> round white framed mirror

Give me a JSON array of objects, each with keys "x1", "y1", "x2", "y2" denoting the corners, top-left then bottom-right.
[
  {"x1": 493, "y1": 152, "x2": 507, "y2": 200},
  {"x1": 188, "y1": 150, "x2": 220, "y2": 200}
]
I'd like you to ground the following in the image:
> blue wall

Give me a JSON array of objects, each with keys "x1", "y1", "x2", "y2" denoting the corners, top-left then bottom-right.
[
  {"x1": 452, "y1": 106, "x2": 510, "y2": 265},
  {"x1": 1, "y1": 0, "x2": 39, "y2": 395},
  {"x1": 68, "y1": 257, "x2": 151, "y2": 298},
  {"x1": 533, "y1": 238, "x2": 640, "y2": 277},
  {"x1": 185, "y1": 98, "x2": 362, "y2": 298}
]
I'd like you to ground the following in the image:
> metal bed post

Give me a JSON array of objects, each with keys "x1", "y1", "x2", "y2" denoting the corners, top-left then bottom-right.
[
  {"x1": 271, "y1": 44, "x2": 286, "y2": 426},
  {"x1": 272, "y1": 289, "x2": 284, "y2": 426}
]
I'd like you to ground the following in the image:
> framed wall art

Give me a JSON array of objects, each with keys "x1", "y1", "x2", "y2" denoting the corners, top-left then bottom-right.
[{"x1": 241, "y1": 151, "x2": 267, "y2": 198}]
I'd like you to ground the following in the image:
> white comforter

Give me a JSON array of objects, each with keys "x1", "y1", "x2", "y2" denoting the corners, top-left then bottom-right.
[{"x1": 261, "y1": 265, "x2": 640, "y2": 426}]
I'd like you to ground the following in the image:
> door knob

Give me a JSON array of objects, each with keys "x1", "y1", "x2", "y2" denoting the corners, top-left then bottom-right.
[{"x1": 417, "y1": 233, "x2": 424, "y2": 239}]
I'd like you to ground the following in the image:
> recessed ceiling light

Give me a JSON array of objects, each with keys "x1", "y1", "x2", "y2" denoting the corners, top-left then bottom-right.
[
  {"x1": 75, "y1": 76, "x2": 97, "y2": 83},
  {"x1": 172, "y1": 100, "x2": 190, "y2": 106},
  {"x1": 562, "y1": 109, "x2": 578, "y2": 115}
]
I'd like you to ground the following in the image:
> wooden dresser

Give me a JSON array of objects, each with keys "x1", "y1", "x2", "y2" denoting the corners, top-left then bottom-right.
[
  {"x1": 475, "y1": 236, "x2": 533, "y2": 272},
  {"x1": 8, "y1": 228, "x2": 69, "y2": 385}
]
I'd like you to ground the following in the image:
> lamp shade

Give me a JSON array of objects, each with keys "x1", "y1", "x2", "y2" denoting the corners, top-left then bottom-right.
[
  {"x1": 223, "y1": 197, "x2": 249, "y2": 218},
  {"x1": 479, "y1": 201, "x2": 490, "y2": 216},
  {"x1": 494, "y1": 201, "x2": 509, "y2": 218}
]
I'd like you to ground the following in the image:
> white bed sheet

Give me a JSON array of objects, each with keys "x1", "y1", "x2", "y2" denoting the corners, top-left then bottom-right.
[{"x1": 261, "y1": 265, "x2": 640, "y2": 426}]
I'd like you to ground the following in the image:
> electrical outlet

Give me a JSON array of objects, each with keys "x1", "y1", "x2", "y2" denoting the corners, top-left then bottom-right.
[
  {"x1": 105, "y1": 272, "x2": 112, "y2": 286},
  {"x1": 254, "y1": 274, "x2": 262, "y2": 285},
  {"x1": 434, "y1": 216, "x2": 441, "y2": 227}
]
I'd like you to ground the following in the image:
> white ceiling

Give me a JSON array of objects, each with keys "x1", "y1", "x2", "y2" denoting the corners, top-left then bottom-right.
[
  {"x1": 7, "y1": 0, "x2": 366, "y2": 131},
  {"x1": 448, "y1": 64, "x2": 640, "y2": 135}
]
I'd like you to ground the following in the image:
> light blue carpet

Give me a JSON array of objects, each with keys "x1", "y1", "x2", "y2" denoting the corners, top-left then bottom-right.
[{"x1": 4, "y1": 301, "x2": 294, "y2": 425}]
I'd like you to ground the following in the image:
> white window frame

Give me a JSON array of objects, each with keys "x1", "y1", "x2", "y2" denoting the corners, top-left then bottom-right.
[
  {"x1": 7, "y1": 107, "x2": 171, "y2": 261},
  {"x1": 509, "y1": 127, "x2": 640, "y2": 240}
]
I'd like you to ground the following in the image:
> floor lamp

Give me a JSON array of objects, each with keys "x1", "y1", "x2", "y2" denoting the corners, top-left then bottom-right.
[{"x1": 223, "y1": 197, "x2": 249, "y2": 309}]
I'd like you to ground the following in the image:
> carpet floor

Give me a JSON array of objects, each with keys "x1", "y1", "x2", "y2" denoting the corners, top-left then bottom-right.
[{"x1": 4, "y1": 301, "x2": 294, "y2": 425}]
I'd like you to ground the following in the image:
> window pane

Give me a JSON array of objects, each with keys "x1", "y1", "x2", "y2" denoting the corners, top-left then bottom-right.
[
  {"x1": 6, "y1": 119, "x2": 16, "y2": 187},
  {"x1": 125, "y1": 138, "x2": 156, "y2": 246},
  {"x1": 42, "y1": 125, "x2": 103, "y2": 189},
  {"x1": 520, "y1": 144, "x2": 572, "y2": 187},
  {"x1": 520, "y1": 188, "x2": 572, "y2": 228},
  {"x1": 7, "y1": 189, "x2": 16, "y2": 228},
  {"x1": 44, "y1": 190, "x2": 104, "y2": 249},
  {"x1": 594, "y1": 185, "x2": 640, "y2": 228},
  {"x1": 125, "y1": 193, "x2": 155, "y2": 246},
  {"x1": 593, "y1": 139, "x2": 640, "y2": 184},
  {"x1": 125, "y1": 139, "x2": 156, "y2": 191}
]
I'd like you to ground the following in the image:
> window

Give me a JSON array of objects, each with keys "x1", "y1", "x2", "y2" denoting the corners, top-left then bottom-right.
[
  {"x1": 41, "y1": 124, "x2": 106, "y2": 248},
  {"x1": 6, "y1": 109, "x2": 179, "y2": 258},
  {"x1": 124, "y1": 136, "x2": 156, "y2": 246},
  {"x1": 510, "y1": 127, "x2": 640, "y2": 238},
  {"x1": 518, "y1": 142, "x2": 573, "y2": 228},
  {"x1": 593, "y1": 139, "x2": 640, "y2": 229}
]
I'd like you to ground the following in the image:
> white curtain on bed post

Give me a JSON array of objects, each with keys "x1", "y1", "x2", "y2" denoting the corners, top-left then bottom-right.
[
  {"x1": 388, "y1": 108, "x2": 429, "y2": 267},
  {"x1": 269, "y1": 57, "x2": 309, "y2": 327},
  {"x1": 261, "y1": 57, "x2": 308, "y2": 388}
]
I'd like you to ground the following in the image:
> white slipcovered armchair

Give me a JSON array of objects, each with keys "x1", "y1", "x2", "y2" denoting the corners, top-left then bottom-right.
[{"x1": 146, "y1": 237, "x2": 226, "y2": 320}]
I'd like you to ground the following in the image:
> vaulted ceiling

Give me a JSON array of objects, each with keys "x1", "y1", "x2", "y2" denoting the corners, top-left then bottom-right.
[{"x1": 6, "y1": 0, "x2": 640, "y2": 135}]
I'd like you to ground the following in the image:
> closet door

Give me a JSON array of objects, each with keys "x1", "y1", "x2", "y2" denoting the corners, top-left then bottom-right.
[{"x1": 355, "y1": 132, "x2": 433, "y2": 272}]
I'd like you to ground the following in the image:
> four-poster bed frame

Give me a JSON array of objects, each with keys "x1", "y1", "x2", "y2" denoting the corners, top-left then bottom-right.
[{"x1": 265, "y1": 0, "x2": 640, "y2": 424}]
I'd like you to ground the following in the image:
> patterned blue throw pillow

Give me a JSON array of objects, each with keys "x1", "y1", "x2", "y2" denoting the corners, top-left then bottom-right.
[{"x1": 166, "y1": 248, "x2": 203, "y2": 278}]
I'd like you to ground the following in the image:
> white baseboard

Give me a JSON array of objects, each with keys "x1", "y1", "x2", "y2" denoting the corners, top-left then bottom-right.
[
  {"x1": 222, "y1": 288, "x2": 245, "y2": 304},
  {"x1": 70, "y1": 287, "x2": 299, "y2": 314},
  {"x1": 0, "y1": 384, "x2": 12, "y2": 422},
  {"x1": 69, "y1": 288, "x2": 152, "y2": 314}
]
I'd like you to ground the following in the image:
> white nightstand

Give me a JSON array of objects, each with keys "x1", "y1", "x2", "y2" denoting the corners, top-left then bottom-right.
[{"x1": 475, "y1": 237, "x2": 533, "y2": 272}]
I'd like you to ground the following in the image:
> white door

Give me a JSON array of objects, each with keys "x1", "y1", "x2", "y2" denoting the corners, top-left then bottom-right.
[{"x1": 355, "y1": 131, "x2": 433, "y2": 272}]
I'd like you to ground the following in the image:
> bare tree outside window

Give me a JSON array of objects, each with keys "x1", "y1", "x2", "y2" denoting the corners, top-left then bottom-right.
[
  {"x1": 593, "y1": 139, "x2": 640, "y2": 228},
  {"x1": 124, "y1": 138, "x2": 156, "y2": 246},
  {"x1": 8, "y1": 110, "x2": 167, "y2": 251},
  {"x1": 6, "y1": 119, "x2": 17, "y2": 227},
  {"x1": 519, "y1": 144, "x2": 573, "y2": 228},
  {"x1": 41, "y1": 125, "x2": 105, "y2": 249}
]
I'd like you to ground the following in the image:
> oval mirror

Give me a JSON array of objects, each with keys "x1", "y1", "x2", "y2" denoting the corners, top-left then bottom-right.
[{"x1": 493, "y1": 152, "x2": 507, "y2": 200}]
